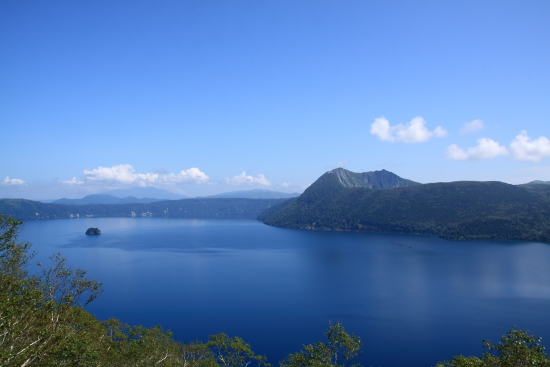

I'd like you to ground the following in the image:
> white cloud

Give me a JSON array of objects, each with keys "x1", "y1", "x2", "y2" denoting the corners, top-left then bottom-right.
[
  {"x1": 509, "y1": 130, "x2": 550, "y2": 162},
  {"x1": 224, "y1": 172, "x2": 271, "y2": 186},
  {"x1": 370, "y1": 116, "x2": 448, "y2": 143},
  {"x1": 65, "y1": 164, "x2": 209, "y2": 187},
  {"x1": 63, "y1": 177, "x2": 84, "y2": 185},
  {"x1": 459, "y1": 119, "x2": 484, "y2": 135},
  {"x1": 2, "y1": 176, "x2": 26, "y2": 186},
  {"x1": 83, "y1": 164, "x2": 157, "y2": 184},
  {"x1": 445, "y1": 138, "x2": 508, "y2": 160},
  {"x1": 160, "y1": 168, "x2": 209, "y2": 184},
  {"x1": 370, "y1": 117, "x2": 394, "y2": 141}
]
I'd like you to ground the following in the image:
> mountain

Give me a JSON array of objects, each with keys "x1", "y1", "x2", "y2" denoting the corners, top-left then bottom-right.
[
  {"x1": 331, "y1": 168, "x2": 421, "y2": 188},
  {"x1": 0, "y1": 198, "x2": 289, "y2": 220},
  {"x1": 523, "y1": 180, "x2": 550, "y2": 185},
  {"x1": 52, "y1": 194, "x2": 164, "y2": 205},
  {"x1": 106, "y1": 187, "x2": 185, "y2": 200},
  {"x1": 204, "y1": 189, "x2": 299, "y2": 199},
  {"x1": 258, "y1": 168, "x2": 550, "y2": 243}
]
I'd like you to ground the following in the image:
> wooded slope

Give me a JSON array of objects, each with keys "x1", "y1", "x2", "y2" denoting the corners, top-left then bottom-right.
[{"x1": 259, "y1": 170, "x2": 550, "y2": 242}]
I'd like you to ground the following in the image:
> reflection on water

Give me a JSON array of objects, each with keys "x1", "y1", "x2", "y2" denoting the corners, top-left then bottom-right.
[{"x1": 19, "y1": 218, "x2": 550, "y2": 367}]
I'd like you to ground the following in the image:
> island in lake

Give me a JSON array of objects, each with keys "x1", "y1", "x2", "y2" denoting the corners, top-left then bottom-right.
[{"x1": 85, "y1": 227, "x2": 101, "y2": 235}]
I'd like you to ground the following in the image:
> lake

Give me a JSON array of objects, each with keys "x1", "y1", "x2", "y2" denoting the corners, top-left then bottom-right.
[{"x1": 18, "y1": 217, "x2": 550, "y2": 367}]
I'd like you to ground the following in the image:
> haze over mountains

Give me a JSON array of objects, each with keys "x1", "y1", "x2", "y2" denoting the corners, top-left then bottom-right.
[
  {"x1": 52, "y1": 195, "x2": 165, "y2": 205},
  {"x1": 25, "y1": 176, "x2": 550, "y2": 205},
  {"x1": 523, "y1": 180, "x2": 550, "y2": 186},
  {"x1": 46, "y1": 189, "x2": 298, "y2": 205},
  {"x1": 204, "y1": 189, "x2": 299, "y2": 199},
  {"x1": 3, "y1": 168, "x2": 550, "y2": 243},
  {"x1": 107, "y1": 187, "x2": 185, "y2": 200}
]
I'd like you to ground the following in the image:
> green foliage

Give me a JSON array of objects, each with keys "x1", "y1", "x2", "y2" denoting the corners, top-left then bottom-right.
[
  {"x1": 208, "y1": 333, "x2": 270, "y2": 367},
  {"x1": 0, "y1": 215, "x2": 41, "y2": 365},
  {"x1": 0, "y1": 215, "x2": 105, "y2": 366},
  {"x1": 280, "y1": 321, "x2": 362, "y2": 367},
  {"x1": 436, "y1": 327, "x2": 550, "y2": 367},
  {"x1": 101, "y1": 319, "x2": 185, "y2": 366},
  {"x1": 482, "y1": 327, "x2": 550, "y2": 367},
  {"x1": 0, "y1": 214, "x2": 33, "y2": 279}
]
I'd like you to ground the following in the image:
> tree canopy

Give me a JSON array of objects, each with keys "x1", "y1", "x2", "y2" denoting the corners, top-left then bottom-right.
[{"x1": 280, "y1": 321, "x2": 363, "y2": 367}]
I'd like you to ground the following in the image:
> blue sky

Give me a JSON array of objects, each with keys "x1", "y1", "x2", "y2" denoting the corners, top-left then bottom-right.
[{"x1": 1, "y1": 0, "x2": 549, "y2": 199}]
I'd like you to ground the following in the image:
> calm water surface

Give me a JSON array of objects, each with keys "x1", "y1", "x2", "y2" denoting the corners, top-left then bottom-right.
[{"x1": 19, "y1": 218, "x2": 550, "y2": 367}]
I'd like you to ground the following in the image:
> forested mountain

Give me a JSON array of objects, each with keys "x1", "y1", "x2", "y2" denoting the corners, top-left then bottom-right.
[
  {"x1": 259, "y1": 168, "x2": 550, "y2": 242},
  {"x1": 52, "y1": 194, "x2": 164, "y2": 205},
  {"x1": 0, "y1": 198, "x2": 288, "y2": 220}
]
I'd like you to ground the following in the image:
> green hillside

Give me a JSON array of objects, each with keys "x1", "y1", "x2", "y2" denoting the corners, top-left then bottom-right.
[{"x1": 260, "y1": 169, "x2": 550, "y2": 242}]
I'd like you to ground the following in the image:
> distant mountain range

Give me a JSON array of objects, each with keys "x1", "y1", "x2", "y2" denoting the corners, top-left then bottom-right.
[
  {"x1": 4, "y1": 168, "x2": 550, "y2": 243},
  {"x1": 44, "y1": 189, "x2": 299, "y2": 204},
  {"x1": 259, "y1": 168, "x2": 550, "y2": 243},
  {"x1": 204, "y1": 189, "x2": 299, "y2": 199},
  {"x1": 106, "y1": 187, "x2": 186, "y2": 200},
  {"x1": 52, "y1": 194, "x2": 165, "y2": 205},
  {"x1": 523, "y1": 180, "x2": 550, "y2": 186},
  {"x1": 0, "y1": 198, "x2": 287, "y2": 220}
]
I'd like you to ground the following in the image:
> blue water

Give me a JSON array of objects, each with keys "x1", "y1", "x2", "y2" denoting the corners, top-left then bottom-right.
[{"x1": 18, "y1": 218, "x2": 550, "y2": 367}]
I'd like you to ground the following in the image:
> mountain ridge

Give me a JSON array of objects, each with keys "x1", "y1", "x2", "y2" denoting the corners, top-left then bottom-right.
[
  {"x1": 259, "y1": 169, "x2": 550, "y2": 243},
  {"x1": 523, "y1": 180, "x2": 550, "y2": 186},
  {"x1": 331, "y1": 168, "x2": 421, "y2": 189}
]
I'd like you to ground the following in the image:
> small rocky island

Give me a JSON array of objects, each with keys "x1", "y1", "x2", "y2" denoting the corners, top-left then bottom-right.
[{"x1": 85, "y1": 228, "x2": 101, "y2": 235}]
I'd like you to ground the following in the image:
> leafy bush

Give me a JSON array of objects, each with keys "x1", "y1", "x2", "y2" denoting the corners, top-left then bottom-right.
[{"x1": 436, "y1": 327, "x2": 550, "y2": 367}]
